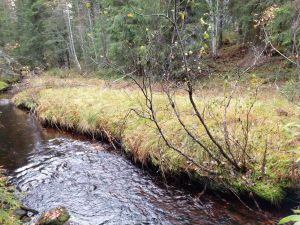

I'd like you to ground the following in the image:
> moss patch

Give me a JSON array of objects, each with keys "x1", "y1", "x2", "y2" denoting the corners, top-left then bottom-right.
[
  {"x1": 0, "y1": 81, "x2": 9, "y2": 91},
  {"x1": 0, "y1": 173, "x2": 20, "y2": 225}
]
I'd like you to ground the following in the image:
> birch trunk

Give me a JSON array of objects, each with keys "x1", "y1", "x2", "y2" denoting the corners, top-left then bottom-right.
[
  {"x1": 87, "y1": 7, "x2": 98, "y2": 65},
  {"x1": 74, "y1": 0, "x2": 88, "y2": 69},
  {"x1": 206, "y1": 0, "x2": 219, "y2": 58},
  {"x1": 64, "y1": 1, "x2": 81, "y2": 72}
]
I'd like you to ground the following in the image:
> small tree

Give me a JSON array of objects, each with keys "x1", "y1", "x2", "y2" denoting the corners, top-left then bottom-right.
[{"x1": 129, "y1": 0, "x2": 267, "y2": 177}]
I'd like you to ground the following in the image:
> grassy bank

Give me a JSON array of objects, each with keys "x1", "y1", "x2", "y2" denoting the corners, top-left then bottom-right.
[
  {"x1": 13, "y1": 75, "x2": 300, "y2": 204},
  {"x1": 0, "y1": 171, "x2": 20, "y2": 225}
]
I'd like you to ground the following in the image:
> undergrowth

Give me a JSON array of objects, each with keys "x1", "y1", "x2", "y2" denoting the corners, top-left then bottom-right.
[{"x1": 12, "y1": 76, "x2": 300, "y2": 204}]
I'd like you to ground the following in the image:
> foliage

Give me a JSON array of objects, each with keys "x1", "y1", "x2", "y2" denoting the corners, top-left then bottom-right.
[
  {"x1": 266, "y1": 3, "x2": 300, "y2": 51},
  {"x1": 0, "y1": 2, "x2": 15, "y2": 47},
  {"x1": 280, "y1": 80, "x2": 300, "y2": 102},
  {"x1": 279, "y1": 210, "x2": 300, "y2": 225},
  {"x1": 229, "y1": 0, "x2": 291, "y2": 41},
  {"x1": 0, "y1": 0, "x2": 298, "y2": 80},
  {"x1": 47, "y1": 68, "x2": 65, "y2": 78}
]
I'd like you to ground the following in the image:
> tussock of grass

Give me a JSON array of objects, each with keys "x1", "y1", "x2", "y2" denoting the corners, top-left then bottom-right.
[{"x1": 12, "y1": 76, "x2": 300, "y2": 204}]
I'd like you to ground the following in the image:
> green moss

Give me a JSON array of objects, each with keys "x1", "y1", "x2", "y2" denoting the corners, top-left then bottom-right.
[
  {"x1": 0, "y1": 81, "x2": 9, "y2": 91},
  {"x1": 1, "y1": 76, "x2": 19, "y2": 84},
  {"x1": 251, "y1": 183, "x2": 286, "y2": 205},
  {"x1": 0, "y1": 175, "x2": 20, "y2": 225}
]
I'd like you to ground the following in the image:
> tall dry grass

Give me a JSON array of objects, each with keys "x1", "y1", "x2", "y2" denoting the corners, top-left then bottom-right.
[{"x1": 13, "y1": 76, "x2": 300, "y2": 203}]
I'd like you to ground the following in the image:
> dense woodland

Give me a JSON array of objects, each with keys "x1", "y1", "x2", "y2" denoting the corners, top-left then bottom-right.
[
  {"x1": 0, "y1": 1, "x2": 300, "y2": 225},
  {"x1": 0, "y1": 0, "x2": 299, "y2": 78}
]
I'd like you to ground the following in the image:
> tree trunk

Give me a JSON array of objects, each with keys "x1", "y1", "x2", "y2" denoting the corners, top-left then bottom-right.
[
  {"x1": 219, "y1": 0, "x2": 224, "y2": 48},
  {"x1": 211, "y1": 23, "x2": 217, "y2": 58},
  {"x1": 75, "y1": 0, "x2": 88, "y2": 69},
  {"x1": 87, "y1": 6, "x2": 98, "y2": 66},
  {"x1": 66, "y1": 50, "x2": 71, "y2": 69},
  {"x1": 206, "y1": 0, "x2": 219, "y2": 58},
  {"x1": 64, "y1": 1, "x2": 81, "y2": 72}
]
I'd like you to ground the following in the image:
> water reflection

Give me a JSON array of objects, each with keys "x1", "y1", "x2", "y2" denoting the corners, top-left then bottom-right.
[{"x1": 0, "y1": 100, "x2": 44, "y2": 171}]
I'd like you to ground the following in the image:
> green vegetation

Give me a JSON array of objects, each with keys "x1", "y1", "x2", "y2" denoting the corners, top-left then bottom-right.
[
  {"x1": 0, "y1": 81, "x2": 8, "y2": 91},
  {"x1": 0, "y1": 0, "x2": 298, "y2": 75},
  {"x1": 0, "y1": 0, "x2": 299, "y2": 219},
  {"x1": 13, "y1": 75, "x2": 300, "y2": 204},
  {"x1": 0, "y1": 172, "x2": 20, "y2": 225},
  {"x1": 0, "y1": 74, "x2": 19, "y2": 91},
  {"x1": 279, "y1": 210, "x2": 300, "y2": 225}
]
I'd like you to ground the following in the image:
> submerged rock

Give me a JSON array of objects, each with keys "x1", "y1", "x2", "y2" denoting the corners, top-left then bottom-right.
[
  {"x1": 14, "y1": 205, "x2": 38, "y2": 223},
  {"x1": 36, "y1": 207, "x2": 70, "y2": 225},
  {"x1": 21, "y1": 215, "x2": 31, "y2": 223},
  {"x1": 14, "y1": 208, "x2": 27, "y2": 219},
  {"x1": 20, "y1": 205, "x2": 39, "y2": 215}
]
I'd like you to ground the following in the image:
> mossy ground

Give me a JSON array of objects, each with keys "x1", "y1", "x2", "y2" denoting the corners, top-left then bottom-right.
[
  {"x1": 0, "y1": 74, "x2": 20, "y2": 92},
  {"x1": 12, "y1": 75, "x2": 300, "y2": 205},
  {"x1": 0, "y1": 173, "x2": 20, "y2": 225},
  {"x1": 0, "y1": 81, "x2": 9, "y2": 91}
]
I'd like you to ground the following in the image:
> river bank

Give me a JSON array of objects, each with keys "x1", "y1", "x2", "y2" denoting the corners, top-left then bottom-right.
[
  {"x1": 11, "y1": 75, "x2": 300, "y2": 207},
  {"x1": 0, "y1": 95, "x2": 21, "y2": 225},
  {"x1": 1, "y1": 96, "x2": 280, "y2": 224}
]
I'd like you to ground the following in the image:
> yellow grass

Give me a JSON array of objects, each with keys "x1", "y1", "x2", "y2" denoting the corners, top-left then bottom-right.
[{"x1": 13, "y1": 75, "x2": 300, "y2": 204}]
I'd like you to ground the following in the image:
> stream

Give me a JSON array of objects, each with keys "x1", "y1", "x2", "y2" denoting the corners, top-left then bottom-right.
[{"x1": 0, "y1": 97, "x2": 280, "y2": 225}]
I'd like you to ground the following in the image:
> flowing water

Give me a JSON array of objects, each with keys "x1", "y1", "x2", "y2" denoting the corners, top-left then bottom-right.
[{"x1": 0, "y1": 97, "x2": 280, "y2": 225}]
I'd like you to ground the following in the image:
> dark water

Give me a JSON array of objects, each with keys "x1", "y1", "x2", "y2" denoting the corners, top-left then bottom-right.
[{"x1": 0, "y1": 98, "x2": 278, "y2": 225}]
